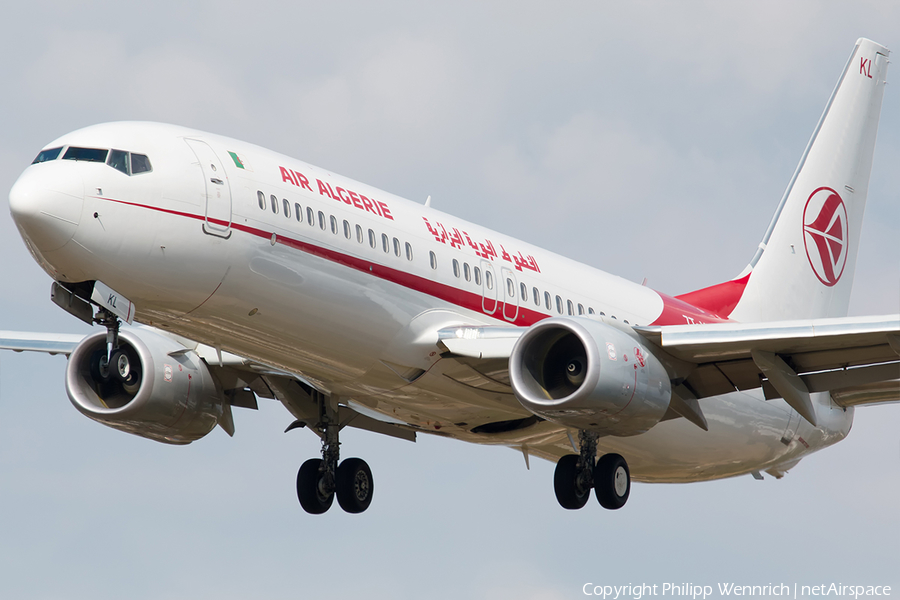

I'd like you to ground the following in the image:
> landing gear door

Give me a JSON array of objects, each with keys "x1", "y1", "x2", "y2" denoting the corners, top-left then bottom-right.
[{"x1": 184, "y1": 138, "x2": 232, "y2": 238}]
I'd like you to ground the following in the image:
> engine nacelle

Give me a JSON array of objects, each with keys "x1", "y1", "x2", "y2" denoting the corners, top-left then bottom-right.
[
  {"x1": 66, "y1": 328, "x2": 225, "y2": 444},
  {"x1": 509, "y1": 317, "x2": 672, "y2": 435}
]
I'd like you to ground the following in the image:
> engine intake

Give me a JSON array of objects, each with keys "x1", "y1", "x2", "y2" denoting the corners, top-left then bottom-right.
[
  {"x1": 66, "y1": 328, "x2": 226, "y2": 444},
  {"x1": 509, "y1": 317, "x2": 671, "y2": 435}
]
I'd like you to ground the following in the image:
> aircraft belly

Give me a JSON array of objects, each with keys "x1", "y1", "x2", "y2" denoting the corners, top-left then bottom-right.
[{"x1": 349, "y1": 380, "x2": 852, "y2": 483}]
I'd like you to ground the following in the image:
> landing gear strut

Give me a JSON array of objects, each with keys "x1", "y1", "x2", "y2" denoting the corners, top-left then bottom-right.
[
  {"x1": 89, "y1": 308, "x2": 135, "y2": 389},
  {"x1": 294, "y1": 391, "x2": 374, "y2": 514},
  {"x1": 553, "y1": 430, "x2": 630, "y2": 510}
]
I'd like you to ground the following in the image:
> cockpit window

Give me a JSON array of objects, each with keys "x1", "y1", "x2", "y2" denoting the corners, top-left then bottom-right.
[
  {"x1": 131, "y1": 153, "x2": 152, "y2": 174},
  {"x1": 63, "y1": 147, "x2": 109, "y2": 162},
  {"x1": 32, "y1": 147, "x2": 63, "y2": 164},
  {"x1": 107, "y1": 149, "x2": 129, "y2": 175}
]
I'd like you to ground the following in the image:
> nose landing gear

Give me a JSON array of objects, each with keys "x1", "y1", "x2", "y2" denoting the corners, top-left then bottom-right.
[{"x1": 553, "y1": 430, "x2": 631, "y2": 510}]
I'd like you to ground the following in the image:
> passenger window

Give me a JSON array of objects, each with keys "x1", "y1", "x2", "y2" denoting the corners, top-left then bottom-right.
[
  {"x1": 131, "y1": 154, "x2": 152, "y2": 174},
  {"x1": 624, "y1": 320, "x2": 630, "y2": 325},
  {"x1": 330, "y1": 215, "x2": 338, "y2": 234},
  {"x1": 257, "y1": 190, "x2": 266, "y2": 210},
  {"x1": 578, "y1": 303, "x2": 585, "y2": 315},
  {"x1": 63, "y1": 147, "x2": 108, "y2": 162},
  {"x1": 356, "y1": 224, "x2": 363, "y2": 243},
  {"x1": 393, "y1": 237, "x2": 401, "y2": 257},
  {"x1": 108, "y1": 149, "x2": 129, "y2": 174},
  {"x1": 567, "y1": 300, "x2": 574, "y2": 316},
  {"x1": 588, "y1": 308, "x2": 596, "y2": 315},
  {"x1": 405, "y1": 242, "x2": 413, "y2": 261},
  {"x1": 452, "y1": 259, "x2": 460, "y2": 278},
  {"x1": 283, "y1": 199, "x2": 291, "y2": 218},
  {"x1": 556, "y1": 295, "x2": 563, "y2": 314},
  {"x1": 600, "y1": 311, "x2": 606, "y2": 316},
  {"x1": 307, "y1": 207, "x2": 315, "y2": 226},
  {"x1": 294, "y1": 203, "x2": 302, "y2": 222},
  {"x1": 544, "y1": 291, "x2": 551, "y2": 310},
  {"x1": 271, "y1": 195, "x2": 279, "y2": 214},
  {"x1": 533, "y1": 287, "x2": 540, "y2": 306},
  {"x1": 343, "y1": 220, "x2": 351, "y2": 239},
  {"x1": 486, "y1": 270, "x2": 493, "y2": 290},
  {"x1": 382, "y1": 233, "x2": 390, "y2": 253},
  {"x1": 368, "y1": 229, "x2": 376, "y2": 248},
  {"x1": 32, "y1": 147, "x2": 63, "y2": 164},
  {"x1": 464, "y1": 263, "x2": 471, "y2": 281},
  {"x1": 474, "y1": 267, "x2": 482, "y2": 286},
  {"x1": 318, "y1": 211, "x2": 326, "y2": 230},
  {"x1": 429, "y1": 251, "x2": 437, "y2": 269},
  {"x1": 507, "y1": 278, "x2": 515, "y2": 297},
  {"x1": 520, "y1": 283, "x2": 527, "y2": 302}
]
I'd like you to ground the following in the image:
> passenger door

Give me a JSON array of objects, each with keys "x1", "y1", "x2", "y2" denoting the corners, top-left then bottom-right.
[
  {"x1": 184, "y1": 138, "x2": 232, "y2": 238},
  {"x1": 501, "y1": 267, "x2": 519, "y2": 322}
]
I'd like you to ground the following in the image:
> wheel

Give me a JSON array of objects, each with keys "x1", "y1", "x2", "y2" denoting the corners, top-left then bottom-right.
[
  {"x1": 553, "y1": 454, "x2": 590, "y2": 510},
  {"x1": 336, "y1": 458, "x2": 373, "y2": 514},
  {"x1": 110, "y1": 348, "x2": 141, "y2": 392},
  {"x1": 594, "y1": 453, "x2": 630, "y2": 510},
  {"x1": 296, "y1": 458, "x2": 334, "y2": 514},
  {"x1": 89, "y1": 349, "x2": 111, "y2": 383}
]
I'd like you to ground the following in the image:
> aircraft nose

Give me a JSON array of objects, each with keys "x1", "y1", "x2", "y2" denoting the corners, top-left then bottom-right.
[{"x1": 9, "y1": 162, "x2": 84, "y2": 253}]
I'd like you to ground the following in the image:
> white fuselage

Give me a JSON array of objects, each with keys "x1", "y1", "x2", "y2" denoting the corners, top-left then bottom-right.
[{"x1": 9, "y1": 122, "x2": 854, "y2": 483}]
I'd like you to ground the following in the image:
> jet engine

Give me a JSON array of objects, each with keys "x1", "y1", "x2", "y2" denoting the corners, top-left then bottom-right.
[
  {"x1": 66, "y1": 327, "x2": 226, "y2": 444},
  {"x1": 509, "y1": 317, "x2": 672, "y2": 435}
]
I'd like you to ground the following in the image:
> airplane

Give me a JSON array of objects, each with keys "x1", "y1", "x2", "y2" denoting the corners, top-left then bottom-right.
[{"x1": 2, "y1": 38, "x2": 898, "y2": 515}]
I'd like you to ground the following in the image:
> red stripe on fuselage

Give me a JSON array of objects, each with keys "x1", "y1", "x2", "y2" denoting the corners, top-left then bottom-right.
[
  {"x1": 94, "y1": 196, "x2": 549, "y2": 326},
  {"x1": 94, "y1": 196, "x2": 728, "y2": 327}
]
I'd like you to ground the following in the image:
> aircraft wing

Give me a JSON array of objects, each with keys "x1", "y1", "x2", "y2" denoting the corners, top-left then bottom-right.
[
  {"x1": 437, "y1": 316, "x2": 900, "y2": 428},
  {"x1": 634, "y1": 315, "x2": 900, "y2": 417},
  {"x1": 0, "y1": 331, "x2": 88, "y2": 355}
]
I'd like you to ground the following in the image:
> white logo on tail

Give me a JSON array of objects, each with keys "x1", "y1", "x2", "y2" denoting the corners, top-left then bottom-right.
[{"x1": 802, "y1": 187, "x2": 848, "y2": 287}]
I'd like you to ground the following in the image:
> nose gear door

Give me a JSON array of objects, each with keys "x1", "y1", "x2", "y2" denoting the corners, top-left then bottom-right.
[{"x1": 184, "y1": 138, "x2": 232, "y2": 238}]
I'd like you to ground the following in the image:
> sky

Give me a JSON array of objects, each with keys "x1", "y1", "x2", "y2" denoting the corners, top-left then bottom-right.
[{"x1": 0, "y1": 2, "x2": 898, "y2": 599}]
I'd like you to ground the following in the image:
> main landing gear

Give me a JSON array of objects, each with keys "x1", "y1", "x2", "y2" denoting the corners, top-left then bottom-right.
[
  {"x1": 292, "y1": 391, "x2": 374, "y2": 515},
  {"x1": 554, "y1": 430, "x2": 631, "y2": 510}
]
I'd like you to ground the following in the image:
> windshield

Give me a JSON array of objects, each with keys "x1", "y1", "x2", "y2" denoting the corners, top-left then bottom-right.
[{"x1": 32, "y1": 147, "x2": 63, "y2": 164}]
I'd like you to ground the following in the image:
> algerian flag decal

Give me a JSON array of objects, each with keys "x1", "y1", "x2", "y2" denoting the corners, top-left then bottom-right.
[{"x1": 228, "y1": 151, "x2": 251, "y2": 171}]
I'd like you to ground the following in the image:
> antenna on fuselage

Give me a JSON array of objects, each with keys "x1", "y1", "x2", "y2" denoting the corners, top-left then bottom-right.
[{"x1": 425, "y1": 195, "x2": 432, "y2": 208}]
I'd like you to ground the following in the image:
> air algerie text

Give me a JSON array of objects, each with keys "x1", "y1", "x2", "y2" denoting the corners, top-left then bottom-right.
[{"x1": 279, "y1": 166, "x2": 393, "y2": 220}]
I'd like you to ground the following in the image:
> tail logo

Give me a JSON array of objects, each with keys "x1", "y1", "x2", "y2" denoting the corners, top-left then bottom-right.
[{"x1": 802, "y1": 187, "x2": 848, "y2": 287}]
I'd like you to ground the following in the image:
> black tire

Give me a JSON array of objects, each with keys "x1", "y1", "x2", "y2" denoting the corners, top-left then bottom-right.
[
  {"x1": 594, "y1": 453, "x2": 630, "y2": 510},
  {"x1": 110, "y1": 348, "x2": 141, "y2": 390},
  {"x1": 336, "y1": 457, "x2": 373, "y2": 514},
  {"x1": 89, "y1": 349, "x2": 111, "y2": 383},
  {"x1": 296, "y1": 458, "x2": 334, "y2": 514},
  {"x1": 553, "y1": 454, "x2": 590, "y2": 510}
]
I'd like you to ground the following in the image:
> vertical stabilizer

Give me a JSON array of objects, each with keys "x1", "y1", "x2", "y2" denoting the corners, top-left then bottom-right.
[{"x1": 729, "y1": 39, "x2": 889, "y2": 323}]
